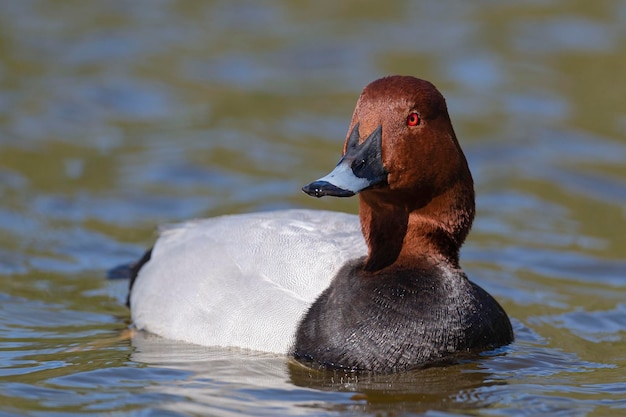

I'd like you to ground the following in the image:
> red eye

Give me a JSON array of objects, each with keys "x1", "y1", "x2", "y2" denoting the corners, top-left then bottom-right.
[{"x1": 407, "y1": 112, "x2": 420, "y2": 126}]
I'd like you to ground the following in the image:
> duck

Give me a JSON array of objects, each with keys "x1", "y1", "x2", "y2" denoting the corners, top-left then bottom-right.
[{"x1": 127, "y1": 75, "x2": 514, "y2": 373}]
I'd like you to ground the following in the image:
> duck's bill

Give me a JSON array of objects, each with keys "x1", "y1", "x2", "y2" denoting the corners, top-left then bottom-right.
[{"x1": 302, "y1": 124, "x2": 387, "y2": 198}]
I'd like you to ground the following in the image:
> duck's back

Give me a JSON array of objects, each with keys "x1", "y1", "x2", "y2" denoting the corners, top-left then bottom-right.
[{"x1": 130, "y1": 209, "x2": 366, "y2": 353}]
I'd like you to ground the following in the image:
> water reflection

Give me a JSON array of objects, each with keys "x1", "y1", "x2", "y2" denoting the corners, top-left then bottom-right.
[
  {"x1": 288, "y1": 362, "x2": 504, "y2": 415},
  {"x1": 131, "y1": 331, "x2": 504, "y2": 415}
]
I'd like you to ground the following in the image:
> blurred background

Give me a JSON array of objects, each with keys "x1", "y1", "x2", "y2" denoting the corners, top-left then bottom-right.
[{"x1": 1, "y1": 1, "x2": 625, "y2": 416}]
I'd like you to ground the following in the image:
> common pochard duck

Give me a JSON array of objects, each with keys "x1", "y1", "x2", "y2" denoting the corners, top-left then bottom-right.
[{"x1": 128, "y1": 75, "x2": 514, "y2": 373}]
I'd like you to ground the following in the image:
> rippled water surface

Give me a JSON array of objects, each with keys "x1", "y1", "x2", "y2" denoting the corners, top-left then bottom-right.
[{"x1": 1, "y1": 1, "x2": 625, "y2": 416}]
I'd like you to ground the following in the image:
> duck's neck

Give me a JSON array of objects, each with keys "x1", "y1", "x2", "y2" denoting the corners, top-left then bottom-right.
[{"x1": 359, "y1": 182, "x2": 474, "y2": 272}]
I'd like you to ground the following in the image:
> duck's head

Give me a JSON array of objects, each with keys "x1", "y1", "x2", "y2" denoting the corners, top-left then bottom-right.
[
  {"x1": 303, "y1": 75, "x2": 470, "y2": 203},
  {"x1": 303, "y1": 76, "x2": 475, "y2": 268}
]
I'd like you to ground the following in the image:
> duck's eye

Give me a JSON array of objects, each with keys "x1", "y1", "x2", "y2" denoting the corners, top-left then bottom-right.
[{"x1": 406, "y1": 112, "x2": 420, "y2": 127}]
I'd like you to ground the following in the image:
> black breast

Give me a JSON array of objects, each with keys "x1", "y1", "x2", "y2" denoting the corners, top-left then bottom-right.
[{"x1": 291, "y1": 258, "x2": 513, "y2": 373}]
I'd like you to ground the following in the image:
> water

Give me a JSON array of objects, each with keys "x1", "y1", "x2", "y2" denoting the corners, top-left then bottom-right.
[{"x1": 1, "y1": 1, "x2": 625, "y2": 416}]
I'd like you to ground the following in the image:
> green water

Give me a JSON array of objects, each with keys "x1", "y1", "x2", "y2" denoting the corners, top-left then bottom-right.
[{"x1": 1, "y1": 1, "x2": 625, "y2": 416}]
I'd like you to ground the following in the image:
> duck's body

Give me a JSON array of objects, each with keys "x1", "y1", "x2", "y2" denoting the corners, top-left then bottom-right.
[
  {"x1": 128, "y1": 76, "x2": 514, "y2": 373},
  {"x1": 130, "y1": 209, "x2": 365, "y2": 354}
]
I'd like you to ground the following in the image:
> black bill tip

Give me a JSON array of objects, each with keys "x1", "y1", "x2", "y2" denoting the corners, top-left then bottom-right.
[{"x1": 302, "y1": 181, "x2": 356, "y2": 198}]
